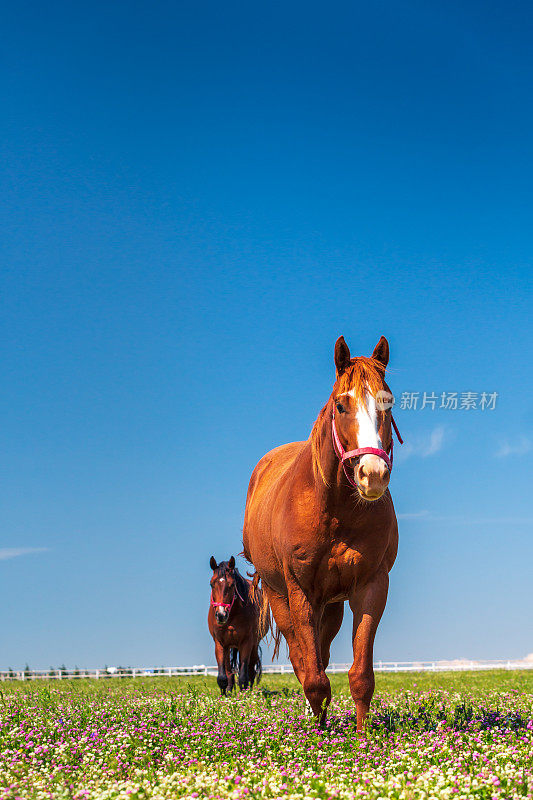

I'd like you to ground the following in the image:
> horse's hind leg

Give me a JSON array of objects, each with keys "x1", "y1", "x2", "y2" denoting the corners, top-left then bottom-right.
[
  {"x1": 237, "y1": 639, "x2": 254, "y2": 690},
  {"x1": 264, "y1": 585, "x2": 306, "y2": 685},
  {"x1": 319, "y1": 602, "x2": 344, "y2": 669},
  {"x1": 238, "y1": 658, "x2": 249, "y2": 690},
  {"x1": 248, "y1": 645, "x2": 260, "y2": 688}
]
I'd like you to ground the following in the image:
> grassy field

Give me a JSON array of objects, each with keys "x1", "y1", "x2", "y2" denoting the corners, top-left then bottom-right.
[{"x1": 0, "y1": 670, "x2": 531, "y2": 799}]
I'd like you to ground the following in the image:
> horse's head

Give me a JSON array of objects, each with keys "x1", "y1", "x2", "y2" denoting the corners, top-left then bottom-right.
[
  {"x1": 331, "y1": 335, "x2": 395, "y2": 502},
  {"x1": 209, "y1": 555, "x2": 237, "y2": 625}
]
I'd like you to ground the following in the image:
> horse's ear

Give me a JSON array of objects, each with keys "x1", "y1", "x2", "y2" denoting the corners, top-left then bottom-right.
[
  {"x1": 334, "y1": 336, "x2": 351, "y2": 377},
  {"x1": 209, "y1": 556, "x2": 218, "y2": 570},
  {"x1": 228, "y1": 556, "x2": 235, "y2": 570},
  {"x1": 372, "y1": 336, "x2": 389, "y2": 368}
]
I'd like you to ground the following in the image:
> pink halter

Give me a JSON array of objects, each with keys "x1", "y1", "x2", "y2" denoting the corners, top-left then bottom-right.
[
  {"x1": 331, "y1": 405, "x2": 403, "y2": 489},
  {"x1": 210, "y1": 583, "x2": 245, "y2": 616}
]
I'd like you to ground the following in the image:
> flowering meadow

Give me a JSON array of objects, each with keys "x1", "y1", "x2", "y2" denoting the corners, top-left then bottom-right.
[{"x1": 0, "y1": 670, "x2": 531, "y2": 800}]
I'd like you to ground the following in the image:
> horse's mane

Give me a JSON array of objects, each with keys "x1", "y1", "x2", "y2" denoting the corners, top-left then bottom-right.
[
  {"x1": 234, "y1": 568, "x2": 250, "y2": 603},
  {"x1": 311, "y1": 356, "x2": 386, "y2": 486},
  {"x1": 215, "y1": 562, "x2": 250, "y2": 604}
]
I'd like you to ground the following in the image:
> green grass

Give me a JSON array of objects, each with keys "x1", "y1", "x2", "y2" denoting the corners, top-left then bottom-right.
[
  {"x1": 0, "y1": 670, "x2": 531, "y2": 799},
  {"x1": 2, "y1": 667, "x2": 528, "y2": 697}
]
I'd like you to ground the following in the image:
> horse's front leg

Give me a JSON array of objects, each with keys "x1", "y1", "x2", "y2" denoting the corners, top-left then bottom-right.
[
  {"x1": 349, "y1": 569, "x2": 389, "y2": 733},
  {"x1": 264, "y1": 585, "x2": 306, "y2": 685},
  {"x1": 287, "y1": 581, "x2": 330, "y2": 721},
  {"x1": 214, "y1": 641, "x2": 228, "y2": 696},
  {"x1": 224, "y1": 649, "x2": 235, "y2": 692}
]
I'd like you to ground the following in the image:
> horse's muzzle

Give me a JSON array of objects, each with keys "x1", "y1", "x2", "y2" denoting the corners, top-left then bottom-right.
[
  {"x1": 215, "y1": 608, "x2": 229, "y2": 625},
  {"x1": 355, "y1": 455, "x2": 390, "y2": 500}
]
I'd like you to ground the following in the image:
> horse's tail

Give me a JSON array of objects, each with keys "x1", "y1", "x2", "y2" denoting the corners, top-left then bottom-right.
[
  {"x1": 229, "y1": 648, "x2": 239, "y2": 673},
  {"x1": 250, "y1": 571, "x2": 270, "y2": 640},
  {"x1": 249, "y1": 572, "x2": 282, "y2": 660},
  {"x1": 271, "y1": 618, "x2": 282, "y2": 661}
]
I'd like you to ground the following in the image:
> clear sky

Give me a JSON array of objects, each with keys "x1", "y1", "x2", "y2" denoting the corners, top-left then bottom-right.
[{"x1": 2, "y1": 0, "x2": 532, "y2": 670}]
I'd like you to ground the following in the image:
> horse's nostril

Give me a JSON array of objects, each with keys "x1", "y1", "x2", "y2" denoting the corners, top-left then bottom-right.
[
  {"x1": 356, "y1": 463, "x2": 367, "y2": 485},
  {"x1": 378, "y1": 465, "x2": 391, "y2": 485}
]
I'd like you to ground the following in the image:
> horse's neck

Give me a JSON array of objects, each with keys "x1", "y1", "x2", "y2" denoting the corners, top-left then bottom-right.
[{"x1": 311, "y1": 400, "x2": 351, "y2": 504}]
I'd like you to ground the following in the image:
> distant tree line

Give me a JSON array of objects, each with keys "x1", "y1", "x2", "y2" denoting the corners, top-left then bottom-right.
[{"x1": 3, "y1": 665, "x2": 179, "y2": 679}]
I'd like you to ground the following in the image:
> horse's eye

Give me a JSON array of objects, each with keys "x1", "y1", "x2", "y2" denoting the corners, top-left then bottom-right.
[{"x1": 336, "y1": 402, "x2": 345, "y2": 414}]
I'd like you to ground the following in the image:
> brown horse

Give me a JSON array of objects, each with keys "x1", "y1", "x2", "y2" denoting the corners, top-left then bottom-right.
[
  {"x1": 243, "y1": 336, "x2": 400, "y2": 730},
  {"x1": 208, "y1": 556, "x2": 265, "y2": 695}
]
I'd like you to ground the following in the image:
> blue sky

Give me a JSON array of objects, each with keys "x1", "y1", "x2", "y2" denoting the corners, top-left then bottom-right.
[{"x1": 1, "y1": 0, "x2": 532, "y2": 669}]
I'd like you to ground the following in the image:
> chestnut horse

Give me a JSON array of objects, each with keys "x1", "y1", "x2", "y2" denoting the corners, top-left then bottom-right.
[
  {"x1": 243, "y1": 336, "x2": 401, "y2": 730},
  {"x1": 208, "y1": 556, "x2": 266, "y2": 695}
]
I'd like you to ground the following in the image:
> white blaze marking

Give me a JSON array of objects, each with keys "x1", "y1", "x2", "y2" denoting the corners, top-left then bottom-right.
[
  {"x1": 346, "y1": 388, "x2": 382, "y2": 449},
  {"x1": 356, "y1": 392, "x2": 382, "y2": 449}
]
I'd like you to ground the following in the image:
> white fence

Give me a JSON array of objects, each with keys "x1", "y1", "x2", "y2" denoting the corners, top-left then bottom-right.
[{"x1": 1, "y1": 659, "x2": 531, "y2": 681}]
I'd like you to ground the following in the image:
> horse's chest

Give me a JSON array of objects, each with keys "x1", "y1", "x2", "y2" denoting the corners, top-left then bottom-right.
[
  {"x1": 315, "y1": 540, "x2": 384, "y2": 601},
  {"x1": 327, "y1": 545, "x2": 366, "y2": 595},
  {"x1": 222, "y1": 626, "x2": 240, "y2": 645},
  {"x1": 290, "y1": 540, "x2": 369, "y2": 598}
]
